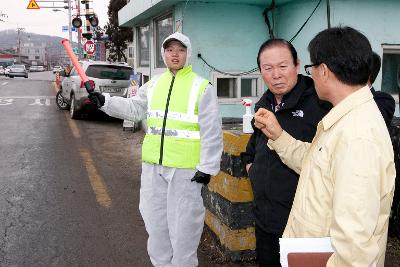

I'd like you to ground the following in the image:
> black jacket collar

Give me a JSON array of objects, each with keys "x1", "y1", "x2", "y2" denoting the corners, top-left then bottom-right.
[{"x1": 255, "y1": 74, "x2": 315, "y2": 112}]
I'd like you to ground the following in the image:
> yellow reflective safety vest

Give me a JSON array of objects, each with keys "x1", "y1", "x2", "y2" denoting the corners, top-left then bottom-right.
[{"x1": 142, "y1": 66, "x2": 209, "y2": 169}]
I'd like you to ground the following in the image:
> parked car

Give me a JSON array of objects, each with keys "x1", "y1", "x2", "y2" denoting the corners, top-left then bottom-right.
[
  {"x1": 4, "y1": 66, "x2": 10, "y2": 77},
  {"x1": 58, "y1": 61, "x2": 133, "y2": 119},
  {"x1": 8, "y1": 64, "x2": 28, "y2": 78},
  {"x1": 0, "y1": 66, "x2": 4, "y2": 75},
  {"x1": 53, "y1": 65, "x2": 62, "y2": 73},
  {"x1": 29, "y1": 66, "x2": 38, "y2": 72},
  {"x1": 37, "y1": 66, "x2": 45, "y2": 72}
]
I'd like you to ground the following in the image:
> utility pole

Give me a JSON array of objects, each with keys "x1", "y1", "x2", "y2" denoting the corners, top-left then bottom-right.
[
  {"x1": 76, "y1": 0, "x2": 82, "y2": 58},
  {"x1": 67, "y1": 0, "x2": 72, "y2": 44},
  {"x1": 17, "y1": 27, "x2": 25, "y2": 64},
  {"x1": 85, "y1": 0, "x2": 91, "y2": 38}
]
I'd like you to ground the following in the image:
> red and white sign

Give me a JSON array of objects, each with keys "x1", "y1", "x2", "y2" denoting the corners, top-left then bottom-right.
[{"x1": 84, "y1": 40, "x2": 96, "y2": 55}]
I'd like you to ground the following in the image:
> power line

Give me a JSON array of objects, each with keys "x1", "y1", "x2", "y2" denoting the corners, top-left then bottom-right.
[
  {"x1": 198, "y1": 53, "x2": 258, "y2": 76},
  {"x1": 289, "y1": 0, "x2": 322, "y2": 43}
]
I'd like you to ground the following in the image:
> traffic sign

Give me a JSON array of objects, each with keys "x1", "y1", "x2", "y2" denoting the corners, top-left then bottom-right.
[
  {"x1": 84, "y1": 40, "x2": 96, "y2": 55},
  {"x1": 27, "y1": 0, "x2": 40, "y2": 9},
  {"x1": 62, "y1": 26, "x2": 77, "y2": 32}
]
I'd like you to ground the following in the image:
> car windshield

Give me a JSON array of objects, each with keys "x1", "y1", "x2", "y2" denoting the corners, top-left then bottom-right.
[
  {"x1": 13, "y1": 65, "x2": 24, "y2": 68},
  {"x1": 86, "y1": 65, "x2": 132, "y2": 80}
]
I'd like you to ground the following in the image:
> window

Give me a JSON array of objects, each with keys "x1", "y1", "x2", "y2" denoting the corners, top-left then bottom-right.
[
  {"x1": 138, "y1": 25, "x2": 150, "y2": 67},
  {"x1": 85, "y1": 65, "x2": 132, "y2": 80},
  {"x1": 128, "y1": 46, "x2": 134, "y2": 59},
  {"x1": 143, "y1": 75, "x2": 150, "y2": 84},
  {"x1": 213, "y1": 72, "x2": 263, "y2": 101},
  {"x1": 70, "y1": 68, "x2": 78, "y2": 76},
  {"x1": 217, "y1": 78, "x2": 238, "y2": 98},
  {"x1": 382, "y1": 45, "x2": 400, "y2": 96},
  {"x1": 155, "y1": 14, "x2": 173, "y2": 68},
  {"x1": 241, "y1": 78, "x2": 259, "y2": 97}
]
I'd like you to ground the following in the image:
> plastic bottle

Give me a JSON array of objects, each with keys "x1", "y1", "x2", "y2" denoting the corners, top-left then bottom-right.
[{"x1": 242, "y1": 99, "x2": 254, "y2": 134}]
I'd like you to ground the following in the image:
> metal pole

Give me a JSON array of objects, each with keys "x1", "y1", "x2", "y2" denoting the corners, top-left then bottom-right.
[
  {"x1": 327, "y1": 0, "x2": 331, "y2": 28},
  {"x1": 68, "y1": 0, "x2": 72, "y2": 44},
  {"x1": 17, "y1": 27, "x2": 24, "y2": 64},
  {"x1": 84, "y1": 0, "x2": 91, "y2": 59},
  {"x1": 77, "y1": 0, "x2": 82, "y2": 59}
]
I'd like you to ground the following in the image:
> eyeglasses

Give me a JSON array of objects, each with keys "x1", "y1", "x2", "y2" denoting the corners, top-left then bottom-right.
[{"x1": 304, "y1": 63, "x2": 321, "y2": 75}]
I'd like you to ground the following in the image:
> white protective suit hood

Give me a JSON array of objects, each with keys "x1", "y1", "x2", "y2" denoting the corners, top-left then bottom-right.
[{"x1": 161, "y1": 32, "x2": 192, "y2": 68}]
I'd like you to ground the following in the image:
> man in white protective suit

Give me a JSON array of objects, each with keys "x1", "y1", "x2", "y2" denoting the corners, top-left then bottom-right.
[{"x1": 88, "y1": 32, "x2": 223, "y2": 267}]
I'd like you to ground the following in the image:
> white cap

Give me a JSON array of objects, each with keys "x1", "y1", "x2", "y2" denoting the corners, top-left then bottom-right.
[{"x1": 161, "y1": 32, "x2": 192, "y2": 67}]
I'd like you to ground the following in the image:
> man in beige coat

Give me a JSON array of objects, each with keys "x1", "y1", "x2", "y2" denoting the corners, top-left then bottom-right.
[{"x1": 254, "y1": 26, "x2": 395, "y2": 267}]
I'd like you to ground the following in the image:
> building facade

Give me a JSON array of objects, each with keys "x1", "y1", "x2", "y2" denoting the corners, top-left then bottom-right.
[
  {"x1": 118, "y1": 0, "x2": 400, "y2": 117},
  {"x1": 20, "y1": 43, "x2": 47, "y2": 67}
]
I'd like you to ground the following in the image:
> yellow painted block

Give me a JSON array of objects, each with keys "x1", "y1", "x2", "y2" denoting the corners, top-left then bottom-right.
[
  {"x1": 205, "y1": 209, "x2": 256, "y2": 251},
  {"x1": 223, "y1": 131, "x2": 251, "y2": 156},
  {"x1": 208, "y1": 172, "x2": 253, "y2": 203}
]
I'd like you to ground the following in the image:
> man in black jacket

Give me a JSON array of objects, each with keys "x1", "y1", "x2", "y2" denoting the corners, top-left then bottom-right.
[
  {"x1": 368, "y1": 51, "x2": 395, "y2": 129},
  {"x1": 241, "y1": 39, "x2": 330, "y2": 267}
]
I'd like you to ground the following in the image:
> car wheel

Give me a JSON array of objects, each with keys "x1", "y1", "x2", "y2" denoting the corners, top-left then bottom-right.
[
  {"x1": 9, "y1": 75, "x2": 13, "y2": 78},
  {"x1": 56, "y1": 91, "x2": 69, "y2": 110},
  {"x1": 70, "y1": 94, "x2": 80, "y2": 119},
  {"x1": 25, "y1": 75, "x2": 28, "y2": 78}
]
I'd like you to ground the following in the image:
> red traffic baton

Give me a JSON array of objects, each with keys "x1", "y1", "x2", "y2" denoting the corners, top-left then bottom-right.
[{"x1": 61, "y1": 39, "x2": 94, "y2": 93}]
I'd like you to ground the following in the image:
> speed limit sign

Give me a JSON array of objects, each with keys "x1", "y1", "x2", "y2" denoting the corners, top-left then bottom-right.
[{"x1": 84, "y1": 40, "x2": 96, "y2": 55}]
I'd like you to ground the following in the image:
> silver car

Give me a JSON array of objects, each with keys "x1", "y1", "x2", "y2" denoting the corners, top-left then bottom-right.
[
  {"x1": 58, "y1": 61, "x2": 133, "y2": 119},
  {"x1": 9, "y1": 64, "x2": 28, "y2": 78}
]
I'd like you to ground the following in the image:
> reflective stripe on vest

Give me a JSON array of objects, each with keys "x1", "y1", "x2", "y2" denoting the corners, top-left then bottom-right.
[
  {"x1": 147, "y1": 126, "x2": 200, "y2": 139},
  {"x1": 142, "y1": 66, "x2": 209, "y2": 169},
  {"x1": 147, "y1": 110, "x2": 198, "y2": 123}
]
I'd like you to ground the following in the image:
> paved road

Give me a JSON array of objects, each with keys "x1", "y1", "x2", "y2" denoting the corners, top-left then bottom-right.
[{"x1": 0, "y1": 73, "x2": 151, "y2": 266}]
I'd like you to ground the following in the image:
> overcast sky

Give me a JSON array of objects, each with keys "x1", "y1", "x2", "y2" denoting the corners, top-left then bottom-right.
[{"x1": 0, "y1": 0, "x2": 110, "y2": 41}]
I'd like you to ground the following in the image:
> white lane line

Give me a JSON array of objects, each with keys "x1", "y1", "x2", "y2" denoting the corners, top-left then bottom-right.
[{"x1": 1, "y1": 82, "x2": 8, "y2": 86}]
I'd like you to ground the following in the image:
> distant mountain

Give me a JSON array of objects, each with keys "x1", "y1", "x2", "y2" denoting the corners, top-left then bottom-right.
[
  {"x1": 0, "y1": 30, "x2": 68, "y2": 50},
  {"x1": 0, "y1": 30, "x2": 79, "y2": 65}
]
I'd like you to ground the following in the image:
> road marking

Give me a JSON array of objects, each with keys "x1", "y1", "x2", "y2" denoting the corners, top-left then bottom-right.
[
  {"x1": 80, "y1": 149, "x2": 112, "y2": 208},
  {"x1": 64, "y1": 112, "x2": 81, "y2": 139},
  {"x1": 0, "y1": 99, "x2": 13, "y2": 105},
  {"x1": 1, "y1": 82, "x2": 8, "y2": 86},
  {"x1": 29, "y1": 99, "x2": 44, "y2": 106},
  {"x1": 0, "y1": 96, "x2": 55, "y2": 99}
]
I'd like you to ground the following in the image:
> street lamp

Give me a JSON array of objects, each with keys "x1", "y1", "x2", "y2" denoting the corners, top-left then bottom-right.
[{"x1": 52, "y1": 1, "x2": 72, "y2": 44}]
